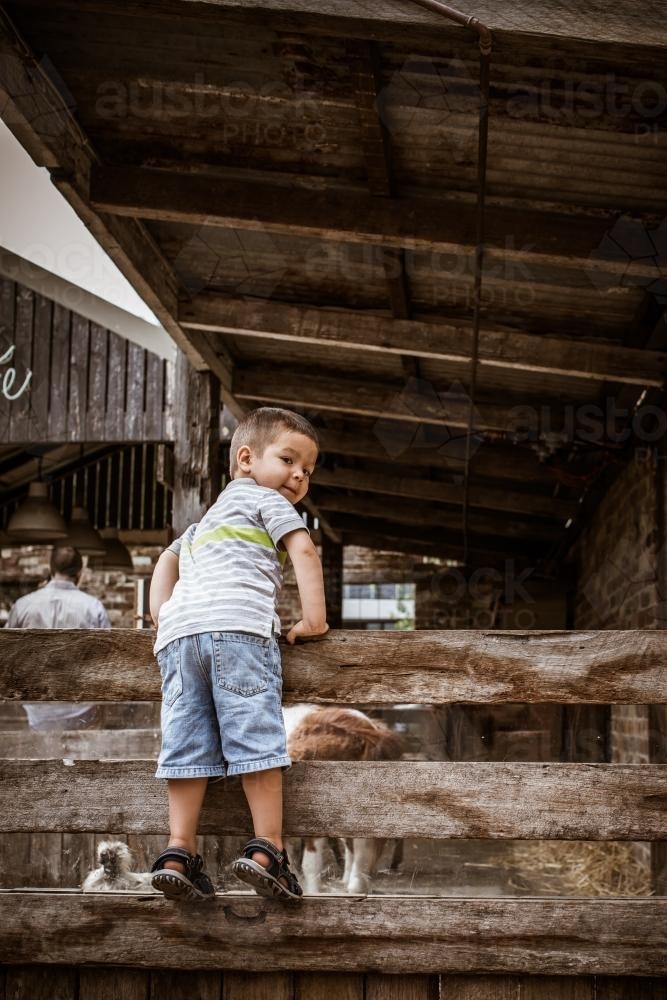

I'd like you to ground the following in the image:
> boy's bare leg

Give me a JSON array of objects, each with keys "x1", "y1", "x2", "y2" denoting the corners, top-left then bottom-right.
[
  {"x1": 163, "y1": 777, "x2": 208, "y2": 869},
  {"x1": 241, "y1": 767, "x2": 283, "y2": 868}
]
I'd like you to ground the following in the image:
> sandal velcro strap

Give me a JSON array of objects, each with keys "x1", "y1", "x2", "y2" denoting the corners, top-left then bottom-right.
[
  {"x1": 151, "y1": 847, "x2": 203, "y2": 877},
  {"x1": 150, "y1": 847, "x2": 215, "y2": 900},
  {"x1": 232, "y1": 837, "x2": 303, "y2": 901}
]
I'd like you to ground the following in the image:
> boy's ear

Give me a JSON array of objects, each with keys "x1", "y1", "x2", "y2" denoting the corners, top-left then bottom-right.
[{"x1": 236, "y1": 444, "x2": 252, "y2": 471}]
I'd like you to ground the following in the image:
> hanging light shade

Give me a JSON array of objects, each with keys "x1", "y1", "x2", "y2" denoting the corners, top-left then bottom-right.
[
  {"x1": 7, "y1": 481, "x2": 68, "y2": 543},
  {"x1": 62, "y1": 506, "x2": 106, "y2": 557},
  {"x1": 92, "y1": 527, "x2": 135, "y2": 572}
]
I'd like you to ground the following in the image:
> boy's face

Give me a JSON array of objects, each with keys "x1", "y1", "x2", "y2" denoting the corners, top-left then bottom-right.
[{"x1": 237, "y1": 429, "x2": 318, "y2": 505}]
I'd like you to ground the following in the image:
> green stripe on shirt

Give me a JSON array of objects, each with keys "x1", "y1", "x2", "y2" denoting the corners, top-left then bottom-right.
[{"x1": 185, "y1": 525, "x2": 288, "y2": 565}]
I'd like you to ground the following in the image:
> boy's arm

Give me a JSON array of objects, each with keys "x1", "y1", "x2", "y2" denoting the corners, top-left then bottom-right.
[
  {"x1": 281, "y1": 528, "x2": 329, "y2": 645},
  {"x1": 149, "y1": 549, "x2": 179, "y2": 626}
]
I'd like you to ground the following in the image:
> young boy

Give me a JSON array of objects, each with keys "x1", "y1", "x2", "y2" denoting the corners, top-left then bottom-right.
[{"x1": 149, "y1": 407, "x2": 328, "y2": 902}]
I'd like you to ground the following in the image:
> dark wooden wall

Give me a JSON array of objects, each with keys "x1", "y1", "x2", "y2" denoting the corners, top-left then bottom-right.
[{"x1": 0, "y1": 278, "x2": 172, "y2": 445}]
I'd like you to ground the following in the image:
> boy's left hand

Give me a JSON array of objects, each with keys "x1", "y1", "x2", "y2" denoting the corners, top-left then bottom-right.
[{"x1": 285, "y1": 620, "x2": 329, "y2": 645}]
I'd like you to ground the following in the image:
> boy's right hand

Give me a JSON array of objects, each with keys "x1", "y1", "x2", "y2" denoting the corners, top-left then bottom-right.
[{"x1": 285, "y1": 620, "x2": 329, "y2": 645}]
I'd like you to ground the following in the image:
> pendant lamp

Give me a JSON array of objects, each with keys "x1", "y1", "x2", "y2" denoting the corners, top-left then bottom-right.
[
  {"x1": 6, "y1": 481, "x2": 68, "y2": 543},
  {"x1": 92, "y1": 527, "x2": 134, "y2": 572},
  {"x1": 63, "y1": 506, "x2": 106, "y2": 557}
]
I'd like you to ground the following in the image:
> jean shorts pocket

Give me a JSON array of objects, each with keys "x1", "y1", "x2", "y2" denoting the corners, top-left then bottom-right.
[
  {"x1": 157, "y1": 641, "x2": 183, "y2": 708},
  {"x1": 213, "y1": 635, "x2": 269, "y2": 697}
]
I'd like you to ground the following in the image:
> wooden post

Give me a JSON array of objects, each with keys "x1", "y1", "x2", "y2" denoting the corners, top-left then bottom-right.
[
  {"x1": 172, "y1": 350, "x2": 222, "y2": 535},
  {"x1": 653, "y1": 437, "x2": 667, "y2": 893},
  {"x1": 321, "y1": 533, "x2": 343, "y2": 628}
]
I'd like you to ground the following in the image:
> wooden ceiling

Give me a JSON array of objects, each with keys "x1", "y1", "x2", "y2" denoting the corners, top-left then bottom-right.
[{"x1": 1, "y1": 0, "x2": 666, "y2": 571}]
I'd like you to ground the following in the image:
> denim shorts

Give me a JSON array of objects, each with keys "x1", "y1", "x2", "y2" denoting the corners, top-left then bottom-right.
[{"x1": 155, "y1": 631, "x2": 290, "y2": 779}]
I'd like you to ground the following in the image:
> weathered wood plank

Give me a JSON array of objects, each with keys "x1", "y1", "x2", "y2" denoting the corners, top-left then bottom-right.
[
  {"x1": 1, "y1": 629, "x2": 666, "y2": 705},
  {"x1": 366, "y1": 973, "x2": 438, "y2": 999},
  {"x1": 294, "y1": 973, "x2": 363, "y2": 1000},
  {"x1": 4, "y1": 965, "x2": 77, "y2": 1000},
  {"x1": 316, "y1": 426, "x2": 556, "y2": 487},
  {"x1": 0, "y1": 895, "x2": 665, "y2": 975},
  {"x1": 313, "y1": 465, "x2": 578, "y2": 531},
  {"x1": 28, "y1": 832, "x2": 63, "y2": 887},
  {"x1": 440, "y1": 976, "x2": 521, "y2": 999},
  {"x1": 2, "y1": 760, "x2": 666, "y2": 840},
  {"x1": 49, "y1": 303, "x2": 70, "y2": 439},
  {"x1": 180, "y1": 295, "x2": 667, "y2": 389},
  {"x1": 233, "y1": 365, "x2": 576, "y2": 438},
  {"x1": 524, "y1": 979, "x2": 596, "y2": 999},
  {"x1": 85, "y1": 322, "x2": 108, "y2": 440},
  {"x1": 224, "y1": 972, "x2": 293, "y2": 1000},
  {"x1": 91, "y1": 166, "x2": 659, "y2": 278},
  {"x1": 317, "y1": 490, "x2": 562, "y2": 543},
  {"x1": 595, "y1": 977, "x2": 667, "y2": 999},
  {"x1": 0, "y1": 728, "x2": 160, "y2": 759},
  {"x1": 61, "y1": 831, "x2": 96, "y2": 889},
  {"x1": 68, "y1": 313, "x2": 90, "y2": 441},
  {"x1": 105, "y1": 334, "x2": 127, "y2": 441},
  {"x1": 125, "y1": 341, "x2": 146, "y2": 441},
  {"x1": 144, "y1": 352, "x2": 165, "y2": 440},
  {"x1": 79, "y1": 967, "x2": 151, "y2": 1000},
  {"x1": 333, "y1": 523, "x2": 542, "y2": 566},
  {"x1": 149, "y1": 971, "x2": 222, "y2": 999},
  {"x1": 8, "y1": 285, "x2": 34, "y2": 442},
  {"x1": 7, "y1": 0, "x2": 667, "y2": 48},
  {"x1": 30, "y1": 292, "x2": 53, "y2": 444}
]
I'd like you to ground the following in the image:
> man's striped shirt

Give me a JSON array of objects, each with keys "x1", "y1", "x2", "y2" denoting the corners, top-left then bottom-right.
[{"x1": 155, "y1": 477, "x2": 308, "y2": 653}]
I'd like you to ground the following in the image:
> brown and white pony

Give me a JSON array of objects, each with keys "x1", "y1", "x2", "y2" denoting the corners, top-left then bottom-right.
[{"x1": 284, "y1": 705, "x2": 405, "y2": 894}]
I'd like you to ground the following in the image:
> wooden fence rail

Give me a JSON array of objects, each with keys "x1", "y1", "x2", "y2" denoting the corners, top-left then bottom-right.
[
  {"x1": 2, "y1": 629, "x2": 667, "y2": 704},
  {"x1": 0, "y1": 629, "x2": 666, "y2": 984},
  {"x1": 0, "y1": 894, "x2": 666, "y2": 976},
  {"x1": 2, "y1": 760, "x2": 666, "y2": 840}
]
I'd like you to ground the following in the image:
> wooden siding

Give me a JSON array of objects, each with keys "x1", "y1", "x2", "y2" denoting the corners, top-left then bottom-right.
[{"x1": 0, "y1": 278, "x2": 172, "y2": 444}]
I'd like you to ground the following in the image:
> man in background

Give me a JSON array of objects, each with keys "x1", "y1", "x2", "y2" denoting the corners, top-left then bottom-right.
[{"x1": 6, "y1": 544, "x2": 110, "y2": 729}]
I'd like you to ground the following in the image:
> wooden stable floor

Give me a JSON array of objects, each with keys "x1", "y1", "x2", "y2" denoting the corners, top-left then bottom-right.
[{"x1": 1, "y1": 967, "x2": 666, "y2": 999}]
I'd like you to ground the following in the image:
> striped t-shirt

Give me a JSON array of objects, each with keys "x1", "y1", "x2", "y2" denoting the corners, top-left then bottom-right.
[{"x1": 154, "y1": 477, "x2": 308, "y2": 653}]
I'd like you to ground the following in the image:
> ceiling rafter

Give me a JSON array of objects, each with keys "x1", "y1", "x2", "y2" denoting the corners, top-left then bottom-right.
[
  {"x1": 89, "y1": 165, "x2": 663, "y2": 281},
  {"x1": 180, "y1": 295, "x2": 667, "y2": 388}
]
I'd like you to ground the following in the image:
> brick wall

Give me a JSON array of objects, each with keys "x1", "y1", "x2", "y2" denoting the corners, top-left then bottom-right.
[
  {"x1": 276, "y1": 545, "x2": 419, "y2": 628},
  {"x1": 0, "y1": 544, "x2": 162, "y2": 629},
  {"x1": 573, "y1": 453, "x2": 659, "y2": 767}
]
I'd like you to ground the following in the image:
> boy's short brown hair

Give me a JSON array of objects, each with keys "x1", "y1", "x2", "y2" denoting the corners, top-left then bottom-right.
[{"x1": 230, "y1": 407, "x2": 319, "y2": 476}]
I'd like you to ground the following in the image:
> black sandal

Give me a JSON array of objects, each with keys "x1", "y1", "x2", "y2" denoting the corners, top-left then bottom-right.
[
  {"x1": 231, "y1": 837, "x2": 303, "y2": 902},
  {"x1": 151, "y1": 847, "x2": 215, "y2": 901}
]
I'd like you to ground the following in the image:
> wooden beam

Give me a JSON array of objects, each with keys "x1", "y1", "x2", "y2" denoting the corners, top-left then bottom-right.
[
  {"x1": 0, "y1": 15, "x2": 235, "y2": 397},
  {"x1": 313, "y1": 466, "x2": 574, "y2": 519},
  {"x1": 180, "y1": 296, "x2": 667, "y2": 388},
  {"x1": 326, "y1": 514, "x2": 552, "y2": 562},
  {"x1": 234, "y1": 366, "x2": 521, "y2": 433},
  {"x1": 2, "y1": 759, "x2": 666, "y2": 840},
  {"x1": 313, "y1": 489, "x2": 562, "y2": 540},
  {"x1": 91, "y1": 166, "x2": 661, "y2": 278},
  {"x1": 1, "y1": 893, "x2": 665, "y2": 975},
  {"x1": 8, "y1": 0, "x2": 667, "y2": 50},
  {"x1": 172, "y1": 351, "x2": 222, "y2": 533},
  {"x1": 2, "y1": 629, "x2": 666, "y2": 704},
  {"x1": 316, "y1": 426, "x2": 558, "y2": 487},
  {"x1": 336, "y1": 526, "x2": 519, "y2": 563}
]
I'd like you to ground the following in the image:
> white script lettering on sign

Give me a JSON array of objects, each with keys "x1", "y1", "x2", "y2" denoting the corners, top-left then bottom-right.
[{"x1": 0, "y1": 345, "x2": 32, "y2": 400}]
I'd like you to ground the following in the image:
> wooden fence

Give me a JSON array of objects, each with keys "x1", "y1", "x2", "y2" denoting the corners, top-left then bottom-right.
[{"x1": 0, "y1": 629, "x2": 666, "y2": 998}]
